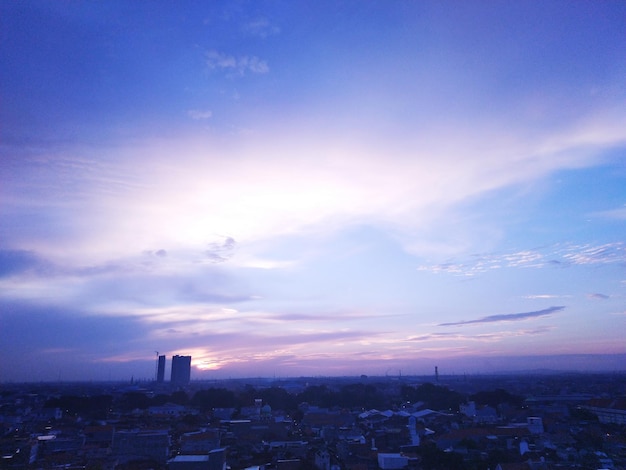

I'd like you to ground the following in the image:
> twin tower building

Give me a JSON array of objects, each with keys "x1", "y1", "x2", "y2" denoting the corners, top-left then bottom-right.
[{"x1": 156, "y1": 354, "x2": 191, "y2": 384}]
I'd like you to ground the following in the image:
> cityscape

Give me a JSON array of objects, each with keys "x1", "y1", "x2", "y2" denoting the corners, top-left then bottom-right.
[{"x1": 1, "y1": 370, "x2": 625, "y2": 469}]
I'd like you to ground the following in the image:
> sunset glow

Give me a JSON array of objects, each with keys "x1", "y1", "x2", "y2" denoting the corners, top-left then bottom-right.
[{"x1": 1, "y1": 1, "x2": 625, "y2": 382}]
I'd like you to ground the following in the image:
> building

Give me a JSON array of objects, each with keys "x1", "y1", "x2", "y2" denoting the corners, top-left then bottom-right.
[
  {"x1": 113, "y1": 429, "x2": 170, "y2": 464},
  {"x1": 584, "y1": 398, "x2": 626, "y2": 425},
  {"x1": 157, "y1": 355, "x2": 166, "y2": 383},
  {"x1": 527, "y1": 417, "x2": 544, "y2": 434},
  {"x1": 168, "y1": 454, "x2": 210, "y2": 470},
  {"x1": 180, "y1": 430, "x2": 220, "y2": 454},
  {"x1": 171, "y1": 355, "x2": 192, "y2": 384},
  {"x1": 168, "y1": 448, "x2": 226, "y2": 470},
  {"x1": 377, "y1": 453, "x2": 408, "y2": 470}
]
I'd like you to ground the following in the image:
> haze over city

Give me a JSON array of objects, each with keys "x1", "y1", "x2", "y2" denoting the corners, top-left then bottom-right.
[{"x1": 1, "y1": 1, "x2": 625, "y2": 383}]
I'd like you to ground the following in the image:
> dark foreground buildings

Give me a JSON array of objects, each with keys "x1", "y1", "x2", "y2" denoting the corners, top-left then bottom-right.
[{"x1": 1, "y1": 373, "x2": 625, "y2": 469}]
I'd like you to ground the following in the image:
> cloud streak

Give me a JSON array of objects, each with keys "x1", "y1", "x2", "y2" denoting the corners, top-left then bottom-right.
[
  {"x1": 407, "y1": 327, "x2": 554, "y2": 342},
  {"x1": 418, "y1": 243, "x2": 626, "y2": 276},
  {"x1": 594, "y1": 205, "x2": 626, "y2": 220},
  {"x1": 0, "y1": 249, "x2": 51, "y2": 277},
  {"x1": 587, "y1": 293, "x2": 609, "y2": 300},
  {"x1": 438, "y1": 306, "x2": 565, "y2": 327}
]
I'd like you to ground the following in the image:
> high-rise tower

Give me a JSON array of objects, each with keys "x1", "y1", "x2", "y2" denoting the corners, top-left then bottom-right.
[
  {"x1": 171, "y1": 355, "x2": 191, "y2": 384},
  {"x1": 157, "y1": 355, "x2": 166, "y2": 383}
]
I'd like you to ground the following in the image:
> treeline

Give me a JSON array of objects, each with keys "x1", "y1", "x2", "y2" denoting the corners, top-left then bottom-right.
[
  {"x1": 120, "y1": 383, "x2": 389, "y2": 415},
  {"x1": 44, "y1": 382, "x2": 524, "y2": 419},
  {"x1": 44, "y1": 395, "x2": 113, "y2": 418}
]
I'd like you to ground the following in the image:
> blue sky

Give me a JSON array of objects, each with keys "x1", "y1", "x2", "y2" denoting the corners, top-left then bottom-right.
[{"x1": 1, "y1": 1, "x2": 625, "y2": 382}]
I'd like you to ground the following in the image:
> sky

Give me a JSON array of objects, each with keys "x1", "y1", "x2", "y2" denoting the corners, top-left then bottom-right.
[{"x1": 1, "y1": 1, "x2": 626, "y2": 382}]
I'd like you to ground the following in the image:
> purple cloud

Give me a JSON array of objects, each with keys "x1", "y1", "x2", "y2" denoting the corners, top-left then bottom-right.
[
  {"x1": 438, "y1": 306, "x2": 565, "y2": 326},
  {"x1": 587, "y1": 293, "x2": 609, "y2": 300},
  {"x1": 205, "y1": 237, "x2": 236, "y2": 263},
  {"x1": 0, "y1": 249, "x2": 54, "y2": 277}
]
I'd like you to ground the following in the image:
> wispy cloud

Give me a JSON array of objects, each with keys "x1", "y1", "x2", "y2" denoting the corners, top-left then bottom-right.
[
  {"x1": 609, "y1": 310, "x2": 626, "y2": 316},
  {"x1": 407, "y1": 326, "x2": 554, "y2": 342},
  {"x1": 4, "y1": 105, "x2": 625, "y2": 266},
  {"x1": 242, "y1": 18, "x2": 280, "y2": 38},
  {"x1": 205, "y1": 236, "x2": 236, "y2": 263},
  {"x1": 593, "y1": 205, "x2": 626, "y2": 220},
  {"x1": 0, "y1": 249, "x2": 134, "y2": 280},
  {"x1": 262, "y1": 310, "x2": 381, "y2": 323},
  {"x1": 559, "y1": 243, "x2": 625, "y2": 266},
  {"x1": 206, "y1": 50, "x2": 269, "y2": 76},
  {"x1": 0, "y1": 250, "x2": 253, "y2": 311},
  {"x1": 438, "y1": 306, "x2": 564, "y2": 327},
  {"x1": 0, "y1": 249, "x2": 52, "y2": 277},
  {"x1": 587, "y1": 293, "x2": 609, "y2": 300},
  {"x1": 524, "y1": 294, "x2": 571, "y2": 299},
  {"x1": 417, "y1": 250, "x2": 547, "y2": 277},
  {"x1": 40, "y1": 347, "x2": 77, "y2": 354},
  {"x1": 418, "y1": 242, "x2": 626, "y2": 276},
  {"x1": 187, "y1": 109, "x2": 213, "y2": 120}
]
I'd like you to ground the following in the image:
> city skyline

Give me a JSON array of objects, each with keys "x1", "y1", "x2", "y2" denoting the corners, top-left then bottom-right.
[{"x1": 1, "y1": 1, "x2": 626, "y2": 382}]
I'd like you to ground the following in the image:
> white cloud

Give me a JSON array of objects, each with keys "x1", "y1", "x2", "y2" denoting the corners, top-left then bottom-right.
[
  {"x1": 4, "y1": 96, "x2": 626, "y2": 267},
  {"x1": 187, "y1": 109, "x2": 213, "y2": 120},
  {"x1": 559, "y1": 243, "x2": 625, "y2": 265},
  {"x1": 242, "y1": 18, "x2": 280, "y2": 38},
  {"x1": 593, "y1": 205, "x2": 626, "y2": 220},
  {"x1": 418, "y1": 242, "x2": 626, "y2": 276},
  {"x1": 206, "y1": 50, "x2": 269, "y2": 76}
]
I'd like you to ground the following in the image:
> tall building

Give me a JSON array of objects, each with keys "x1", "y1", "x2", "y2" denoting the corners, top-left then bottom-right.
[
  {"x1": 171, "y1": 355, "x2": 191, "y2": 384},
  {"x1": 157, "y1": 355, "x2": 166, "y2": 383}
]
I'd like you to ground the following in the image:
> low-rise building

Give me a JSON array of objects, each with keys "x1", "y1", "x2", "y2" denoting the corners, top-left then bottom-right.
[{"x1": 113, "y1": 429, "x2": 170, "y2": 464}]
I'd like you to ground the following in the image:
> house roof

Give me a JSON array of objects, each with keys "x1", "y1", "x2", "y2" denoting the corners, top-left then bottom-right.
[
  {"x1": 587, "y1": 398, "x2": 626, "y2": 410},
  {"x1": 439, "y1": 426, "x2": 530, "y2": 442},
  {"x1": 302, "y1": 411, "x2": 355, "y2": 427}
]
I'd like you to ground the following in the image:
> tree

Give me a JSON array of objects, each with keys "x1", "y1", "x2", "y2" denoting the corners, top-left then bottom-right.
[
  {"x1": 191, "y1": 388, "x2": 236, "y2": 411},
  {"x1": 419, "y1": 442, "x2": 465, "y2": 470},
  {"x1": 471, "y1": 389, "x2": 523, "y2": 408},
  {"x1": 402, "y1": 383, "x2": 464, "y2": 411},
  {"x1": 337, "y1": 383, "x2": 385, "y2": 409},
  {"x1": 44, "y1": 394, "x2": 112, "y2": 418},
  {"x1": 117, "y1": 392, "x2": 150, "y2": 411},
  {"x1": 297, "y1": 385, "x2": 335, "y2": 408},
  {"x1": 259, "y1": 386, "x2": 298, "y2": 412},
  {"x1": 170, "y1": 390, "x2": 189, "y2": 405}
]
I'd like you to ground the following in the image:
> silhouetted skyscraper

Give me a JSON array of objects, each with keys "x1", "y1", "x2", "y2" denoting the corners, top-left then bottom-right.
[
  {"x1": 171, "y1": 355, "x2": 191, "y2": 384},
  {"x1": 157, "y1": 355, "x2": 166, "y2": 383}
]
